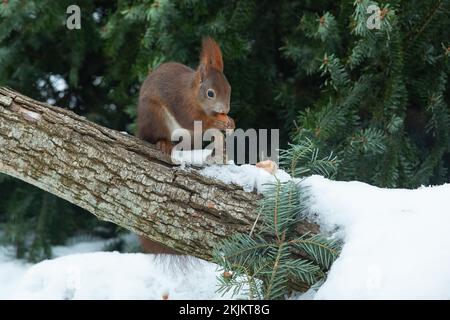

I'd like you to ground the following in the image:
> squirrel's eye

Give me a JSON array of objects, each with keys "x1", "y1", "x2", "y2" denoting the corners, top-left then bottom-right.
[{"x1": 207, "y1": 89, "x2": 215, "y2": 99}]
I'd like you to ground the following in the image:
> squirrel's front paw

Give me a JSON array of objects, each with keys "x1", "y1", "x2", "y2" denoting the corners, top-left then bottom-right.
[
  {"x1": 156, "y1": 140, "x2": 174, "y2": 155},
  {"x1": 226, "y1": 116, "x2": 235, "y2": 129},
  {"x1": 213, "y1": 114, "x2": 235, "y2": 130}
]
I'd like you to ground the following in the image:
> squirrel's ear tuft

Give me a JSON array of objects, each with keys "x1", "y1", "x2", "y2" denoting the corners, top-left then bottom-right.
[{"x1": 199, "y1": 37, "x2": 224, "y2": 72}]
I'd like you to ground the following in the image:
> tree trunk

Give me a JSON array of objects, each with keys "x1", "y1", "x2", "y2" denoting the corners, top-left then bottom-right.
[{"x1": 0, "y1": 87, "x2": 318, "y2": 261}]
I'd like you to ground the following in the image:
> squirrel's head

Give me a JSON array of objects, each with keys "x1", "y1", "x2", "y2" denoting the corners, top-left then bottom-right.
[{"x1": 194, "y1": 37, "x2": 231, "y2": 115}]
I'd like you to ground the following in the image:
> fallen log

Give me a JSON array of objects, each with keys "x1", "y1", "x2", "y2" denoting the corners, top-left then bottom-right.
[{"x1": 0, "y1": 87, "x2": 318, "y2": 261}]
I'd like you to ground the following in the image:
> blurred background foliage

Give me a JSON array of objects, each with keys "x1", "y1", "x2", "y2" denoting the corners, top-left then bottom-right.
[{"x1": 0, "y1": 0, "x2": 448, "y2": 261}]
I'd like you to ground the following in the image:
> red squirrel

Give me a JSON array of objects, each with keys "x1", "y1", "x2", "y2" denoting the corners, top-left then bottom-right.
[
  {"x1": 136, "y1": 37, "x2": 234, "y2": 254},
  {"x1": 137, "y1": 37, "x2": 235, "y2": 155}
]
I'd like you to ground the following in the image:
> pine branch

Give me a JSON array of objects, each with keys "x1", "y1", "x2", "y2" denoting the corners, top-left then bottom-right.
[{"x1": 405, "y1": 0, "x2": 445, "y2": 51}]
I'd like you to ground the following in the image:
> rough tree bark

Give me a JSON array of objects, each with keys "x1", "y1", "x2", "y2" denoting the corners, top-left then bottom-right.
[{"x1": 0, "y1": 87, "x2": 318, "y2": 261}]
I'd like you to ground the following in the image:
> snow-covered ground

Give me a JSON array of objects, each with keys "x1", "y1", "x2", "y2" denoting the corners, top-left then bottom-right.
[
  {"x1": 0, "y1": 235, "x2": 237, "y2": 300},
  {"x1": 303, "y1": 176, "x2": 450, "y2": 299},
  {"x1": 0, "y1": 247, "x2": 29, "y2": 299},
  {"x1": 1, "y1": 161, "x2": 450, "y2": 299},
  {"x1": 201, "y1": 163, "x2": 450, "y2": 299}
]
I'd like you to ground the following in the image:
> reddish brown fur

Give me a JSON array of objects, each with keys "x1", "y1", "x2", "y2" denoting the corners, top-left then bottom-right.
[
  {"x1": 136, "y1": 37, "x2": 234, "y2": 254},
  {"x1": 139, "y1": 236, "x2": 180, "y2": 255}
]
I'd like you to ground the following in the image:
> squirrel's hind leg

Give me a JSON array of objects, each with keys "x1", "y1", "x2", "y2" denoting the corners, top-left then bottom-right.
[{"x1": 156, "y1": 140, "x2": 174, "y2": 155}]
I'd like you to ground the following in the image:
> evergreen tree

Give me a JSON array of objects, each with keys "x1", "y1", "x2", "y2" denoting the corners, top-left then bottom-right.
[
  {"x1": 282, "y1": 0, "x2": 450, "y2": 187},
  {"x1": 0, "y1": 0, "x2": 449, "y2": 263}
]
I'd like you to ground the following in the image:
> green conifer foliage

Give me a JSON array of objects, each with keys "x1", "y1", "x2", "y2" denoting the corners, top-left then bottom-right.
[
  {"x1": 283, "y1": 0, "x2": 449, "y2": 187},
  {"x1": 1, "y1": 1, "x2": 449, "y2": 263}
]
